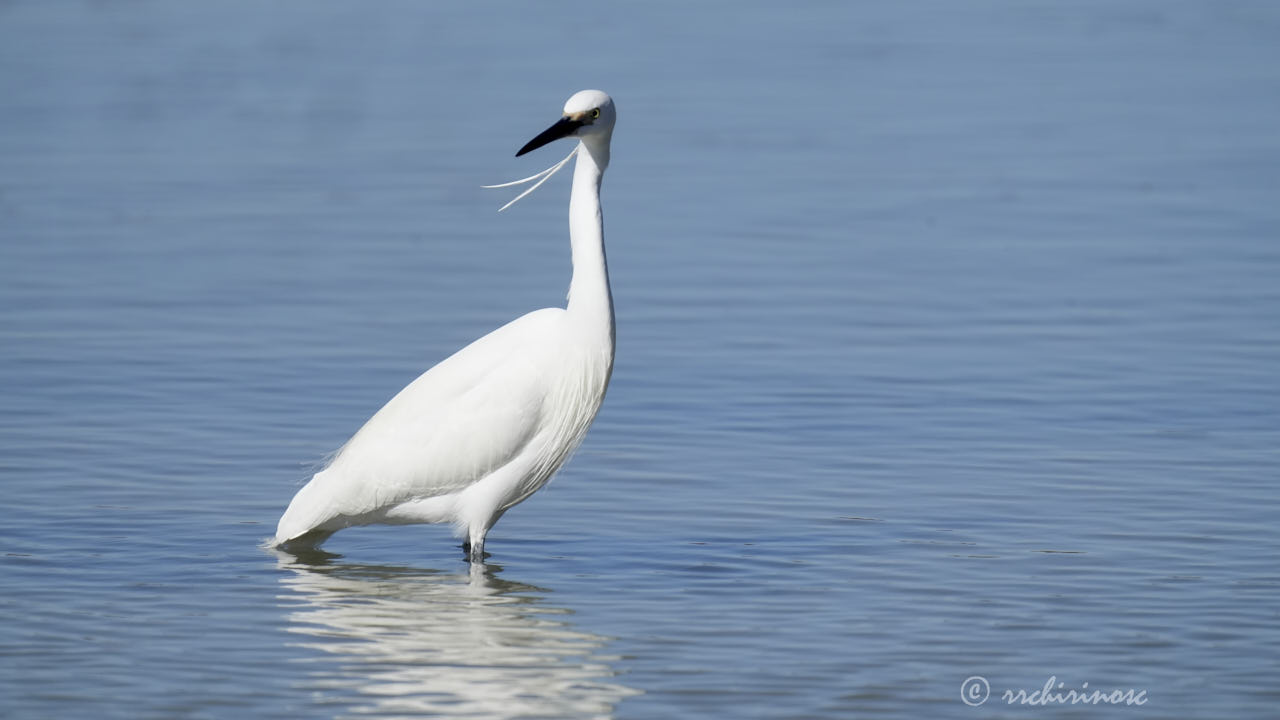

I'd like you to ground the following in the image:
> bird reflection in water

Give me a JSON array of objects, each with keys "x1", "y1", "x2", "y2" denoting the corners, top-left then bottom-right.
[{"x1": 275, "y1": 553, "x2": 639, "y2": 718}]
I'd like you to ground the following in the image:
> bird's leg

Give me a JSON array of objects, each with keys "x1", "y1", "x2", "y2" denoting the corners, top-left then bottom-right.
[{"x1": 467, "y1": 526, "x2": 487, "y2": 563}]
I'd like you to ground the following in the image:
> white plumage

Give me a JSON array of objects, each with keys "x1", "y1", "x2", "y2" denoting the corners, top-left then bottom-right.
[{"x1": 275, "y1": 90, "x2": 618, "y2": 562}]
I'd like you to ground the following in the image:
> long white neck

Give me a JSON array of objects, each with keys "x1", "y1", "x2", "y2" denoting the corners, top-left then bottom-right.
[{"x1": 566, "y1": 136, "x2": 614, "y2": 349}]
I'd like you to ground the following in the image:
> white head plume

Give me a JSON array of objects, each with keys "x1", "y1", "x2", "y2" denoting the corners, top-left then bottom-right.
[{"x1": 482, "y1": 145, "x2": 578, "y2": 212}]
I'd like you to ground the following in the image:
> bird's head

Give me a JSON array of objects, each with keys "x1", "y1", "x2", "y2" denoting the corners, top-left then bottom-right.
[
  {"x1": 483, "y1": 90, "x2": 616, "y2": 211},
  {"x1": 517, "y1": 90, "x2": 616, "y2": 157}
]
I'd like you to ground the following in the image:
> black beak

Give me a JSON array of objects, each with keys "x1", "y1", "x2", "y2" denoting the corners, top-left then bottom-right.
[{"x1": 516, "y1": 116, "x2": 583, "y2": 157}]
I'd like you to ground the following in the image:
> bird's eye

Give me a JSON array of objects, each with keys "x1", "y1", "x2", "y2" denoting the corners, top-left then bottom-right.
[{"x1": 591, "y1": 108, "x2": 601, "y2": 119}]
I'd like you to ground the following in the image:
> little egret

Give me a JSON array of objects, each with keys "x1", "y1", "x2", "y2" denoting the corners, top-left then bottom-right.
[{"x1": 274, "y1": 90, "x2": 618, "y2": 562}]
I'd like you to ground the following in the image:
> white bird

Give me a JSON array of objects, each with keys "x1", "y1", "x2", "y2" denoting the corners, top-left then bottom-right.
[{"x1": 274, "y1": 90, "x2": 618, "y2": 563}]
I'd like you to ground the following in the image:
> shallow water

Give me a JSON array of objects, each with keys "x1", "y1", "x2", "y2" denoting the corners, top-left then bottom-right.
[{"x1": 3, "y1": 1, "x2": 1279, "y2": 718}]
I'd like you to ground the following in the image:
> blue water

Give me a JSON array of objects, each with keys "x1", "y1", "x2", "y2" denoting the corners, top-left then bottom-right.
[{"x1": 3, "y1": 1, "x2": 1279, "y2": 718}]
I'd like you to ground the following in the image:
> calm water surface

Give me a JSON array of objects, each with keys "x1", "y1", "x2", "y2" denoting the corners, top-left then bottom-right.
[{"x1": 3, "y1": 2, "x2": 1279, "y2": 718}]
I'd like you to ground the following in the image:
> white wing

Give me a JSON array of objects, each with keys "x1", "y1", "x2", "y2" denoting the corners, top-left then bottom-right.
[{"x1": 276, "y1": 308, "x2": 566, "y2": 540}]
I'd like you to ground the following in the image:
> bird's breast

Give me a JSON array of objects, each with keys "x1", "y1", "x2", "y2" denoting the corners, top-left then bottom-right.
[{"x1": 516, "y1": 333, "x2": 613, "y2": 489}]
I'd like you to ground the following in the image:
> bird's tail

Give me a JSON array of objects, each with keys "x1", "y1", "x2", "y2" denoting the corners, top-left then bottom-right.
[
  {"x1": 273, "y1": 527, "x2": 336, "y2": 554},
  {"x1": 274, "y1": 472, "x2": 339, "y2": 548}
]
